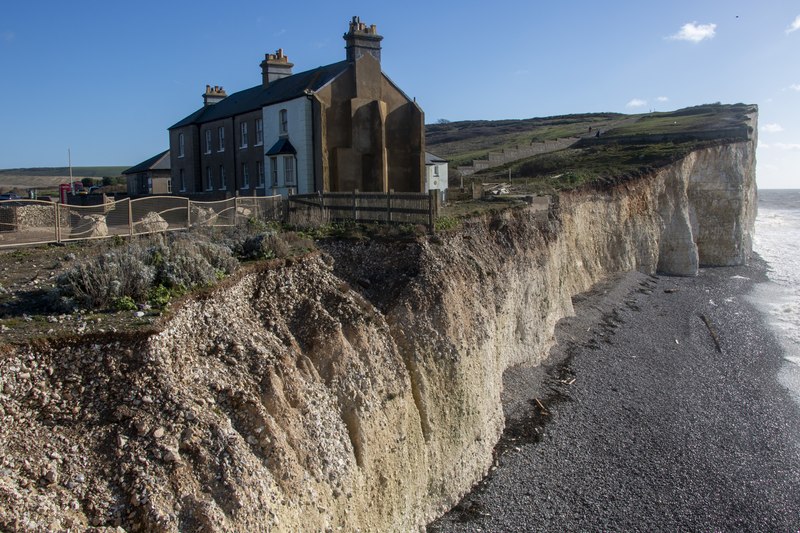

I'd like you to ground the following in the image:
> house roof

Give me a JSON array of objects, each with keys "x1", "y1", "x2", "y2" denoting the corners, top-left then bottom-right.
[
  {"x1": 425, "y1": 152, "x2": 447, "y2": 165},
  {"x1": 123, "y1": 149, "x2": 171, "y2": 175},
  {"x1": 266, "y1": 138, "x2": 297, "y2": 156},
  {"x1": 170, "y1": 61, "x2": 350, "y2": 129}
]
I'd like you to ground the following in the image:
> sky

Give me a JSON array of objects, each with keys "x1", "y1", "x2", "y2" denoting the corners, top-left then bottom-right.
[{"x1": 0, "y1": 0, "x2": 798, "y2": 188}]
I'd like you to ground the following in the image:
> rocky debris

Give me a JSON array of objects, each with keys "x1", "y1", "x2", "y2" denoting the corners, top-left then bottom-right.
[{"x1": 136, "y1": 211, "x2": 169, "y2": 234}]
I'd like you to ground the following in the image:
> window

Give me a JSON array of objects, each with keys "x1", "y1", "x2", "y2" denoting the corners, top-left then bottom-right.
[
  {"x1": 433, "y1": 165, "x2": 440, "y2": 177},
  {"x1": 205, "y1": 130, "x2": 212, "y2": 154},
  {"x1": 240, "y1": 122, "x2": 248, "y2": 148},
  {"x1": 270, "y1": 157, "x2": 278, "y2": 186},
  {"x1": 256, "y1": 161, "x2": 265, "y2": 188},
  {"x1": 283, "y1": 155, "x2": 295, "y2": 185},
  {"x1": 178, "y1": 133, "x2": 185, "y2": 158},
  {"x1": 179, "y1": 169, "x2": 186, "y2": 192},
  {"x1": 218, "y1": 127, "x2": 225, "y2": 152},
  {"x1": 279, "y1": 109, "x2": 288, "y2": 135},
  {"x1": 255, "y1": 118, "x2": 263, "y2": 146},
  {"x1": 242, "y1": 163, "x2": 250, "y2": 189},
  {"x1": 219, "y1": 165, "x2": 226, "y2": 189},
  {"x1": 167, "y1": 179, "x2": 172, "y2": 194},
  {"x1": 206, "y1": 167, "x2": 213, "y2": 190}
]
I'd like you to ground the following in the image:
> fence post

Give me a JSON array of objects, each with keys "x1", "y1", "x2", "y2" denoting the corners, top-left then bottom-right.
[
  {"x1": 234, "y1": 196, "x2": 240, "y2": 226},
  {"x1": 54, "y1": 202, "x2": 61, "y2": 243},
  {"x1": 318, "y1": 190, "x2": 324, "y2": 219},
  {"x1": 428, "y1": 189, "x2": 437, "y2": 234},
  {"x1": 353, "y1": 189, "x2": 358, "y2": 222},
  {"x1": 186, "y1": 197, "x2": 192, "y2": 228},
  {"x1": 387, "y1": 189, "x2": 393, "y2": 223},
  {"x1": 128, "y1": 198, "x2": 133, "y2": 237}
]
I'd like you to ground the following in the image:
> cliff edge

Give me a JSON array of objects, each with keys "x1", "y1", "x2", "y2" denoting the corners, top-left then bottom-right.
[{"x1": 0, "y1": 130, "x2": 757, "y2": 531}]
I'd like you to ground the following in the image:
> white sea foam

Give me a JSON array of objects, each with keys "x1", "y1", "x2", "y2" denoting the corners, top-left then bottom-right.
[{"x1": 749, "y1": 189, "x2": 800, "y2": 405}]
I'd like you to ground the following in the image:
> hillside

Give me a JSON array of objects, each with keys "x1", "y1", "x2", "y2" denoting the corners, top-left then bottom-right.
[
  {"x1": 426, "y1": 103, "x2": 756, "y2": 193},
  {"x1": 0, "y1": 167, "x2": 127, "y2": 191}
]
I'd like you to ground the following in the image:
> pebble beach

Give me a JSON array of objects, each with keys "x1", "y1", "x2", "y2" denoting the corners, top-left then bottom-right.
[{"x1": 430, "y1": 258, "x2": 800, "y2": 532}]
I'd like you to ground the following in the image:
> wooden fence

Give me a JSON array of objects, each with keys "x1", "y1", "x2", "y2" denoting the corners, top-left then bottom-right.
[{"x1": 287, "y1": 190, "x2": 439, "y2": 232}]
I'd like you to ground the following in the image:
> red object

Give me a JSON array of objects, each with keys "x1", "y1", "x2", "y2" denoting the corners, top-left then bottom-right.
[{"x1": 59, "y1": 183, "x2": 71, "y2": 203}]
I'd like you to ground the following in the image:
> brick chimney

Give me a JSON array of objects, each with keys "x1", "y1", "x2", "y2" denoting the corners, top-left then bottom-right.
[
  {"x1": 260, "y1": 49, "x2": 294, "y2": 87},
  {"x1": 203, "y1": 85, "x2": 227, "y2": 106},
  {"x1": 344, "y1": 16, "x2": 383, "y2": 63}
]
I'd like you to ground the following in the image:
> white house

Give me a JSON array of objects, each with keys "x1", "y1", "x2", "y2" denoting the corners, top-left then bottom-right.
[{"x1": 425, "y1": 152, "x2": 448, "y2": 203}]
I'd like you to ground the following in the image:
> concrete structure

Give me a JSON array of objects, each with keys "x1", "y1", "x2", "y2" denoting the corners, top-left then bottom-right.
[
  {"x1": 168, "y1": 17, "x2": 425, "y2": 197},
  {"x1": 425, "y1": 152, "x2": 448, "y2": 203},
  {"x1": 123, "y1": 150, "x2": 172, "y2": 195}
]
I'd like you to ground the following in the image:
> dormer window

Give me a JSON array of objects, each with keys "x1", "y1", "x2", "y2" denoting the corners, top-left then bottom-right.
[{"x1": 279, "y1": 109, "x2": 288, "y2": 135}]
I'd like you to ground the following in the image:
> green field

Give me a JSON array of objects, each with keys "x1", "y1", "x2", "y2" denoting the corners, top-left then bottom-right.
[
  {"x1": 0, "y1": 166, "x2": 127, "y2": 193},
  {"x1": 427, "y1": 103, "x2": 757, "y2": 194}
]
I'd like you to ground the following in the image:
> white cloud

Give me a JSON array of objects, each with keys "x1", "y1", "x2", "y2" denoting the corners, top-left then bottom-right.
[
  {"x1": 760, "y1": 142, "x2": 770, "y2": 149},
  {"x1": 786, "y1": 15, "x2": 800, "y2": 34},
  {"x1": 656, "y1": 96, "x2": 669, "y2": 102},
  {"x1": 775, "y1": 142, "x2": 800, "y2": 150},
  {"x1": 790, "y1": 84, "x2": 800, "y2": 92},
  {"x1": 669, "y1": 22, "x2": 716, "y2": 42},
  {"x1": 762, "y1": 123, "x2": 784, "y2": 133},
  {"x1": 626, "y1": 98, "x2": 647, "y2": 108}
]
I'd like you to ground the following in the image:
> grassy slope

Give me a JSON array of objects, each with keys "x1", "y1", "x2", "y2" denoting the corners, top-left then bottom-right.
[
  {"x1": 0, "y1": 167, "x2": 128, "y2": 192},
  {"x1": 427, "y1": 103, "x2": 756, "y2": 195}
]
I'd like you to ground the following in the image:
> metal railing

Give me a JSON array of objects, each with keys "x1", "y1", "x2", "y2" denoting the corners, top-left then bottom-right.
[{"x1": 0, "y1": 195, "x2": 283, "y2": 249}]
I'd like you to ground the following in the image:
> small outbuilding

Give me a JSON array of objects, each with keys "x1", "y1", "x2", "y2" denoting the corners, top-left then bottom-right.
[
  {"x1": 123, "y1": 150, "x2": 171, "y2": 195},
  {"x1": 425, "y1": 152, "x2": 448, "y2": 203}
]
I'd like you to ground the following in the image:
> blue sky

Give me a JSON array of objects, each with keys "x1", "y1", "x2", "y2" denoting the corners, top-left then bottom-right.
[{"x1": 1, "y1": 1, "x2": 798, "y2": 188}]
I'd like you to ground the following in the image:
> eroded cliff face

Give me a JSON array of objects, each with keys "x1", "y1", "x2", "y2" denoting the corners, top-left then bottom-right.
[{"x1": 0, "y1": 140, "x2": 756, "y2": 532}]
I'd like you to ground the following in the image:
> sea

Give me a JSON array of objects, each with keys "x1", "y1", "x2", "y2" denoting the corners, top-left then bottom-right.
[{"x1": 750, "y1": 189, "x2": 800, "y2": 406}]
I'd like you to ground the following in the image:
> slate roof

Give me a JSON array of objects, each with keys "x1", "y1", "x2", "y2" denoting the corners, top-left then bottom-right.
[
  {"x1": 170, "y1": 61, "x2": 350, "y2": 130},
  {"x1": 425, "y1": 152, "x2": 447, "y2": 165},
  {"x1": 123, "y1": 149, "x2": 171, "y2": 175},
  {"x1": 266, "y1": 138, "x2": 297, "y2": 156}
]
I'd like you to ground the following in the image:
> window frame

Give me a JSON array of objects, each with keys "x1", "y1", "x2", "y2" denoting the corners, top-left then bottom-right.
[
  {"x1": 204, "y1": 129, "x2": 212, "y2": 154},
  {"x1": 218, "y1": 127, "x2": 225, "y2": 152},
  {"x1": 178, "y1": 133, "x2": 185, "y2": 158},
  {"x1": 270, "y1": 157, "x2": 278, "y2": 186},
  {"x1": 255, "y1": 118, "x2": 263, "y2": 146},
  {"x1": 240, "y1": 121, "x2": 248, "y2": 148},
  {"x1": 206, "y1": 167, "x2": 213, "y2": 191},
  {"x1": 279, "y1": 109, "x2": 288, "y2": 135},
  {"x1": 283, "y1": 155, "x2": 295, "y2": 185},
  {"x1": 179, "y1": 168, "x2": 186, "y2": 192},
  {"x1": 219, "y1": 165, "x2": 226, "y2": 190},
  {"x1": 256, "y1": 160, "x2": 265, "y2": 188},
  {"x1": 241, "y1": 163, "x2": 250, "y2": 189}
]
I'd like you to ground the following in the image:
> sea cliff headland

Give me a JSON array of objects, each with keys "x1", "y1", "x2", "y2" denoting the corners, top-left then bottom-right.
[{"x1": 0, "y1": 109, "x2": 759, "y2": 531}]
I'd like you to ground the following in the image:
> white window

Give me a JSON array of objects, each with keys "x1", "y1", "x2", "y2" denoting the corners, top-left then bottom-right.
[
  {"x1": 218, "y1": 127, "x2": 225, "y2": 151},
  {"x1": 283, "y1": 155, "x2": 295, "y2": 185},
  {"x1": 255, "y1": 118, "x2": 263, "y2": 146},
  {"x1": 219, "y1": 165, "x2": 226, "y2": 189},
  {"x1": 178, "y1": 133, "x2": 185, "y2": 158},
  {"x1": 205, "y1": 130, "x2": 212, "y2": 154},
  {"x1": 242, "y1": 163, "x2": 250, "y2": 189},
  {"x1": 270, "y1": 157, "x2": 278, "y2": 186},
  {"x1": 206, "y1": 167, "x2": 213, "y2": 190},
  {"x1": 257, "y1": 161, "x2": 265, "y2": 188},
  {"x1": 279, "y1": 109, "x2": 288, "y2": 135},
  {"x1": 179, "y1": 169, "x2": 185, "y2": 192},
  {"x1": 240, "y1": 122, "x2": 248, "y2": 148}
]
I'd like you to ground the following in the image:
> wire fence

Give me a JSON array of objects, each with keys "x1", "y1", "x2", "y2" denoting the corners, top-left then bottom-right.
[{"x1": 0, "y1": 195, "x2": 283, "y2": 249}]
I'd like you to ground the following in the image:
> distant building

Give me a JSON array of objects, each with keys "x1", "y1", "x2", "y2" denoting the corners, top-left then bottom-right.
[
  {"x1": 425, "y1": 152, "x2": 448, "y2": 203},
  {"x1": 168, "y1": 17, "x2": 425, "y2": 197},
  {"x1": 123, "y1": 150, "x2": 172, "y2": 195}
]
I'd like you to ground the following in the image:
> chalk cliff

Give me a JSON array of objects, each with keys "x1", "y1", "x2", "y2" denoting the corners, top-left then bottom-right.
[{"x1": 0, "y1": 136, "x2": 756, "y2": 531}]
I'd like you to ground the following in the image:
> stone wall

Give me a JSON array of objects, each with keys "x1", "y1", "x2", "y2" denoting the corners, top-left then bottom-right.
[{"x1": 457, "y1": 137, "x2": 579, "y2": 176}]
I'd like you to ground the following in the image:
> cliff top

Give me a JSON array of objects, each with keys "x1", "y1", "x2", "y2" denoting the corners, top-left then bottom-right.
[{"x1": 429, "y1": 102, "x2": 756, "y2": 197}]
